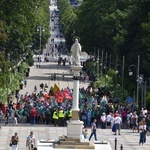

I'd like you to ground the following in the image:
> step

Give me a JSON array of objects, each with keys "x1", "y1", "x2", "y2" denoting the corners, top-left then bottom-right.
[
  {"x1": 59, "y1": 141, "x2": 89, "y2": 145},
  {"x1": 54, "y1": 140, "x2": 95, "y2": 149},
  {"x1": 54, "y1": 144, "x2": 95, "y2": 149},
  {"x1": 64, "y1": 137, "x2": 80, "y2": 142},
  {"x1": 1, "y1": 118, "x2": 14, "y2": 124}
]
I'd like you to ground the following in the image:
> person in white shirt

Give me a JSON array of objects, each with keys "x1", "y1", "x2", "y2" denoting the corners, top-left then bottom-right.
[
  {"x1": 139, "y1": 118, "x2": 146, "y2": 145},
  {"x1": 106, "y1": 113, "x2": 112, "y2": 129},
  {"x1": 114, "y1": 114, "x2": 122, "y2": 135},
  {"x1": 101, "y1": 113, "x2": 106, "y2": 129},
  {"x1": 110, "y1": 113, "x2": 115, "y2": 133},
  {"x1": 26, "y1": 131, "x2": 36, "y2": 150},
  {"x1": 126, "y1": 111, "x2": 132, "y2": 129}
]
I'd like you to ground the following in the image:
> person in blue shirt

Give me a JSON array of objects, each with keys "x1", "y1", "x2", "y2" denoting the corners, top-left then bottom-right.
[
  {"x1": 89, "y1": 119, "x2": 97, "y2": 141},
  {"x1": 24, "y1": 80, "x2": 27, "y2": 87}
]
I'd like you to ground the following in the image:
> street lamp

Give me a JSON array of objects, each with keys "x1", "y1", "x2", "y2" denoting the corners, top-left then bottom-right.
[
  {"x1": 37, "y1": 26, "x2": 45, "y2": 54},
  {"x1": 144, "y1": 81, "x2": 147, "y2": 108},
  {"x1": 115, "y1": 56, "x2": 125, "y2": 102},
  {"x1": 101, "y1": 50, "x2": 104, "y2": 77},
  {"x1": 104, "y1": 52, "x2": 108, "y2": 87},
  {"x1": 128, "y1": 55, "x2": 141, "y2": 107},
  {"x1": 137, "y1": 74, "x2": 144, "y2": 108}
]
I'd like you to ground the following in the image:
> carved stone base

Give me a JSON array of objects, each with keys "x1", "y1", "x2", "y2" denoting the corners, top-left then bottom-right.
[
  {"x1": 67, "y1": 120, "x2": 83, "y2": 138},
  {"x1": 72, "y1": 110, "x2": 79, "y2": 120}
]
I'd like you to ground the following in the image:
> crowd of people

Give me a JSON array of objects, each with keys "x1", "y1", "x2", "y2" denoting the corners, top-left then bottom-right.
[{"x1": 0, "y1": 83, "x2": 150, "y2": 144}]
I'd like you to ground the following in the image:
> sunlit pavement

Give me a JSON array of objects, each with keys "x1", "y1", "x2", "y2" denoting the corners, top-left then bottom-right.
[{"x1": 1, "y1": 125, "x2": 150, "y2": 150}]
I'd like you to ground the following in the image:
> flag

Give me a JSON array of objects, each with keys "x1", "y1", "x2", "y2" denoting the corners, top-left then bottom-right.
[
  {"x1": 64, "y1": 92, "x2": 72, "y2": 100},
  {"x1": 53, "y1": 83, "x2": 60, "y2": 94},
  {"x1": 64, "y1": 89, "x2": 70, "y2": 95},
  {"x1": 54, "y1": 91, "x2": 65, "y2": 103},
  {"x1": 57, "y1": 95, "x2": 64, "y2": 103},
  {"x1": 64, "y1": 89, "x2": 72, "y2": 100}
]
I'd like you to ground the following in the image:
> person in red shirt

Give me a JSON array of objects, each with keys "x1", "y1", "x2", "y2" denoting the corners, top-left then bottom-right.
[
  {"x1": 16, "y1": 102, "x2": 21, "y2": 110},
  {"x1": 121, "y1": 108, "x2": 127, "y2": 123},
  {"x1": 1, "y1": 104, "x2": 6, "y2": 115},
  {"x1": 114, "y1": 111, "x2": 119, "y2": 118},
  {"x1": 30, "y1": 107, "x2": 36, "y2": 125}
]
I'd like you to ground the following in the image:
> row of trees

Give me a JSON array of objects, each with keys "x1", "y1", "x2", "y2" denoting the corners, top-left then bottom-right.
[
  {"x1": 58, "y1": 0, "x2": 149, "y2": 76},
  {"x1": 0, "y1": 0, "x2": 50, "y2": 102},
  {"x1": 58, "y1": 0, "x2": 77, "y2": 48},
  {"x1": 58, "y1": 0, "x2": 150, "y2": 107},
  {"x1": 0, "y1": 0, "x2": 50, "y2": 65}
]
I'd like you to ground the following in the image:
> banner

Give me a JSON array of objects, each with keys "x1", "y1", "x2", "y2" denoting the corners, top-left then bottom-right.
[{"x1": 53, "y1": 83, "x2": 60, "y2": 94}]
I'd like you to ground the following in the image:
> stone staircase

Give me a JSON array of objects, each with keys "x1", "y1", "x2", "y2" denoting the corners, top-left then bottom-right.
[
  {"x1": 0, "y1": 118, "x2": 14, "y2": 124},
  {"x1": 54, "y1": 137, "x2": 95, "y2": 149}
]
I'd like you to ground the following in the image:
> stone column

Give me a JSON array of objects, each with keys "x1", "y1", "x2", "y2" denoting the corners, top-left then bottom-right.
[{"x1": 67, "y1": 65, "x2": 83, "y2": 138}]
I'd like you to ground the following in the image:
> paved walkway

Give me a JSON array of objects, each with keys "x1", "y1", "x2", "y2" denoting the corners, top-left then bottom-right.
[
  {"x1": 19, "y1": 56, "x2": 89, "y2": 96},
  {"x1": 0, "y1": 125, "x2": 150, "y2": 150}
]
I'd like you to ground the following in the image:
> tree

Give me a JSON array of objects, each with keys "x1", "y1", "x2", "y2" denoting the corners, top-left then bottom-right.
[
  {"x1": 0, "y1": 0, "x2": 50, "y2": 64},
  {"x1": 58, "y1": 0, "x2": 77, "y2": 50}
]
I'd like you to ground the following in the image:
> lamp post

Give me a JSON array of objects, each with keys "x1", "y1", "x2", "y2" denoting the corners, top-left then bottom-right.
[
  {"x1": 128, "y1": 55, "x2": 141, "y2": 107},
  {"x1": 104, "y1": 52, "x2": 108, "y2": 87},
  {"x1": 37, "y1": 26, "x2": 45, "y2": 54},
  {"x1": 144, "y1": 81, "x2": 147, "y2": 108},
  {"x1": 137, "y1": 74, "x2": 144, "y2": 108},
  {"x1": 97, "y1": 49, "x2": 100, "y2": 77},
  {"x1": 101, "y1": 50, "x2": 104, "y2": 77},
  {"x1": 115, "y1": 56, "x2": 125, "y2": 102}
]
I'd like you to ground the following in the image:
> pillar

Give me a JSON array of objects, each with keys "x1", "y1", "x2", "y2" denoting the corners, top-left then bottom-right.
[{"x1": 67, "y1": 65, "x2": 83, "y2": 138}]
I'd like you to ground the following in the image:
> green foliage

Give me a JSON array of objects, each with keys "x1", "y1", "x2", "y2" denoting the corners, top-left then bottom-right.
[
  {"x1": 28, "y1": 56, "x2": 34, "y2": 66},
  {"x1": 84, "y1": 59, "x2": 96, "y2": 72},
  {"x1": 0, "y1": 52, "x2": 10, "y2": 88},
  {"x1": 0, "y1": 21, "x2": 7, "y2": 42},
  {"x1": 0, "y1": 0, "x2": 50, "y2": 102},
  {"x1": 58, "y1": 0, "x2": 77, "y2": 50},
  {"x1": 0, "y1": 0, "x2": 50, "y2": 65},
  {"x1": 146, "y1": 92, "x2": 150, "y2": 110},
  {"x1": 32, "y1": 0, "x2": 50, "y2": 51},
  {"x1": 76, "y1": 0, "x2": 130, "y2": 55},
  {"x1": 94, "y1": 75, "x2": 113, "y2": 89},
  {"x1": 57, "y1": 0, "x2": 150, "y2": 105},
  {"x1": 0, "y1": 55, "x2": 28, "y2": 103}
]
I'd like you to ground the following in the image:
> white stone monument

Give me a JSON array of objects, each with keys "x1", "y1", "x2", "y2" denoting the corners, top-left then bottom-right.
[{"x1": 67, "y1": 37, "x2": 83, "y2": 138}]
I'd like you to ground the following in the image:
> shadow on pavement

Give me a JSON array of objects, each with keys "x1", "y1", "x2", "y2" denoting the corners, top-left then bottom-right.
[
  {"x1": 39, "y1": 63, "x2": 71, "y2": 70},
  {"x1": 27, "y1": 75, "x2": 73, "y2": 82}
]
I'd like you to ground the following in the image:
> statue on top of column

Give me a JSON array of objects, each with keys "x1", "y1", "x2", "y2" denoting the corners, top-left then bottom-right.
[{"x1": 70, "y1": 37, "x2": 81, "y2": 66}]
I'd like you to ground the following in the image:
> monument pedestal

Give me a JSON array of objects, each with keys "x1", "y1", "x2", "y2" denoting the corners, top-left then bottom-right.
[{"x1": 67, "y1": 120, "x2": 83, "y2": 138}]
